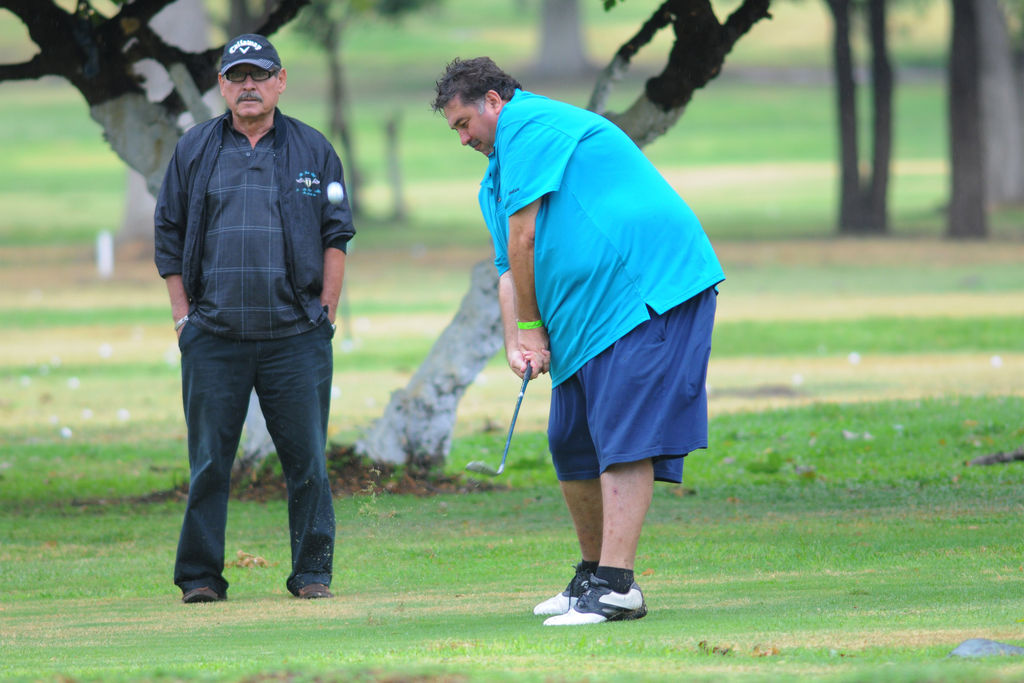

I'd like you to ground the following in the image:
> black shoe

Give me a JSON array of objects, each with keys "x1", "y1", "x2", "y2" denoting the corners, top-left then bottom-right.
[
  {"x1": 182, "y1": 586, "x2": 224, "y2": 604},
  {"x1": 543, "y1": 576, "x2": 646, "y2": 625},
  {"x1": 297, "y1": 583, "x2": 333, "y2": 599},
  {"x1": 533, "y1": 562, "x2": 593, "y2": 615}
]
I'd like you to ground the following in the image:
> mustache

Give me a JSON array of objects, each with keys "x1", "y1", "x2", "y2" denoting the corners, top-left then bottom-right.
[{"x1": 236, "y1": 91, "x2": 263, "y2": 104}]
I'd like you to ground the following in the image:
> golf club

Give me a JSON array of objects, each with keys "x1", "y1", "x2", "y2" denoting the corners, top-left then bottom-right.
[{"x1": 465, "y1": 361, "x2": 532, "y2": 477}]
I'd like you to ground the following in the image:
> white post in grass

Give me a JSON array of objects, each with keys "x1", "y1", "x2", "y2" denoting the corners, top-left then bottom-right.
[{"x1": 96, "y1": 230, "x2": 114, "y2": 279}]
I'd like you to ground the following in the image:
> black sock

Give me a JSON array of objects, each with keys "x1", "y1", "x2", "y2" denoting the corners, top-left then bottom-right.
[
  {"x1": 578, "y1": 560, "x2": 599, "y2": 574},
  {"x1": 595, "y1": 566, "x2": 634, "y2": 593}
]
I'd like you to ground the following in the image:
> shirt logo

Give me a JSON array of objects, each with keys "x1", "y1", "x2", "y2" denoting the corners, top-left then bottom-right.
[
  {"x1": 229, "y1": 39, "x2": 263, "y2": 55},
  {"x1": 295, "y1": 171, "x2": 321, "y2": 197}
]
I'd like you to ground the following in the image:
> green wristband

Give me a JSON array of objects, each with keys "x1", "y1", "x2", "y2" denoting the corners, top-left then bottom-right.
[{"x1": 517, "y1": 320, "x2": 544, "y2": 330}]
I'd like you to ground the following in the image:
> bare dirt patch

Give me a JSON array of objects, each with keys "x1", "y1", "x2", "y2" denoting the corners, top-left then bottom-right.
[
  {"x1": 136, "y1": 444, "x2": 500, "y2": 505},
  {"x1": 238, "y1": 444, "x2": 501, "y2": 501}
]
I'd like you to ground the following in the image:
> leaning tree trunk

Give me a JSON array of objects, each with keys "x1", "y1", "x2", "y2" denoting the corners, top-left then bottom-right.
[
  {"x1": 948, "y1": 0, "x2": 988, "y2": 238},
  {"x1": 356, "y1": 261, "x2": 504, "y2": 468},
  {"x1": 357, "y1": 0, "x2": 772, "y2": 467}
]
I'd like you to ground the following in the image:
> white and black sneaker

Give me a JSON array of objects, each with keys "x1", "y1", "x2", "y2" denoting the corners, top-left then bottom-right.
[
  {"x1": 533, "y1": 562, "x2": 594, "y2": 616},
  {"x1": 543, "y1": 576, "x2": 647, "y2": 625}
]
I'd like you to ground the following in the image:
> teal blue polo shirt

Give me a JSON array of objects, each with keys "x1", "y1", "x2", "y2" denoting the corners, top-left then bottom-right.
[{"x1": 479, "y1": 90, "x2": 724, "y2": 386}]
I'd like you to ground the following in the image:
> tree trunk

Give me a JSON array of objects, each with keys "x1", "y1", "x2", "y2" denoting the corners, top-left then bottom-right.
[
  {"x1": 948, "y1": 0, "x2": 988, "y2": 238},
  {"x1": 235, "y1": 389, "x2": 276, "y2": 478},
  {"x1": 228, "y1": 0, "x2": 250, "y2": 36},
  {"x1": 827, "y1": 0, "x2": 864, "y2": 232},
  {"x1": 356, "y1": 260, "x2": 504, "y2": 468},
  {"x1": 323, "y1": 16, "x2": 364, "y2": 217},
  {"x1": 118, "y1": 0, "x2": 211, "y2": 247},
  {"x1": 866, "y1": 0, "x2": 891, "y2": 232},
  {"x1": 978, "y1": 0, "x2": 1024, "y2": 206},
  {"x1": 826, "y1": 0, "x2": 890, "y2": 235},
  {"x1": 535, "y1": 0, "x2": 591, "y2": 78},
  {"x1": 607, "y1": 95, "x2": 684, "y2": 147},
  {"x1": 385, "y1": 113, "x2": 408, "y2": 222},
  {"x1": 90, "y1": 94, "x2": 187, "y2": 198},
  {"x1": 227, "y1": 0, "x2": 277, "y2": 38},
  {"x1": 120, "y1": 170, "x2": 158, "y2": 245}
]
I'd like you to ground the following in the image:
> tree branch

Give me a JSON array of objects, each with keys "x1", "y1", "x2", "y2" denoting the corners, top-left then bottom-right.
[
  {"x1": 646, "y1": 0, "x2": 772, "y2": 111},
  {"x1": 125, "y1": 0, "x2": 312, "y2": 94},
  {"x1": 0, "y1": 55, "x2": 54, "y2": 81},
  {"x1": 109, "y1": 0, "x2": 181, "y2": 27},
  {"x1": 722, "y1": 0, "x2": 774, "y2": 45},
  {"x1": 0, "y1": 0, "x2": 310, "y2": 104},
  {"x1": 965, "y1": 446, "x2": 1024, "y2": 466},
  {"x1": 597, "y1": 0, "x2": 771, "y2": 146},
  {"x1": 0, "y1": 0, "x2": 68, "y2": 28},
  {"x1": 588, "y1": 1, "x2": 674, "y2": 113},
  {"x1": 616, "y1": 2, "x2": 675, "y2": 62},
  {"x1": 255, "y1": 0, "x2": 313, "y2": 37},
  {"x1": 0, "y1": 0, "x2": 75, "y2": 79}
]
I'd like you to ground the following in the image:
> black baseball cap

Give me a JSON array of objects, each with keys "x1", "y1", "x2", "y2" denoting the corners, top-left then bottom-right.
[{"x1": 220, "y1": 34, "x2": 282, "y2": 75}]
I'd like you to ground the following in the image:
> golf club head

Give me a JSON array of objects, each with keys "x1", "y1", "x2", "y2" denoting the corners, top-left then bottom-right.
[
  {"x1": 465, "y1": 460, "x2": 500, "y2": 476},
  {"x1": 464, "y1": 361, "x2": 532, "y2": 478}
]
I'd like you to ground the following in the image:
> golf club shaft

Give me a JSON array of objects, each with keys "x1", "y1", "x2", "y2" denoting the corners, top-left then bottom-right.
[{"x1": 497, "y1": 361, "x2": 532, "y2": 473}]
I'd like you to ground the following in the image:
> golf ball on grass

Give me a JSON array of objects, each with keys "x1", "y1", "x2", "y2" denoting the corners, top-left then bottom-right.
[{"x1": 327, "y1": 181, "x2": 344, "y2": 204}]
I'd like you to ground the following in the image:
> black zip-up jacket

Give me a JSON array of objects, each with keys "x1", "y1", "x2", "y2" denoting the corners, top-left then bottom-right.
[{"x1": 154, "y1": 109, "x2": 355, "y2": 326}]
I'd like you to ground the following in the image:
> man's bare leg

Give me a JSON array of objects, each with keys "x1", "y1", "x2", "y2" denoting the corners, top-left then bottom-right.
[
  {"x1": 559, "y1": 478, "x2": 603, "y2": 562},
  {"x1": 598, "y1": 458, "x2": 654, "y2": 570},
  {"x1": 532, "y1": 478, "x2": 603, "y2": 616}
]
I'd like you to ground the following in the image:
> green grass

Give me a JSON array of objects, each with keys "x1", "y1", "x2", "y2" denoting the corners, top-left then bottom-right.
[
  {"x1": 713, "y1": 316, "x2": 1024, "y2": 356},
  {"x1": 3, "y1": 398, "x2": 1024, "y2": 681},
  {"x1": 447, "y1": 395, "x2": 1024, "y2": 490},
  {"x1": 721, "y1": 261, "x2": 1024, "y2": 295},
  {"x1": 4, "y1": 308, "x2": 1022, "y2": 355}
]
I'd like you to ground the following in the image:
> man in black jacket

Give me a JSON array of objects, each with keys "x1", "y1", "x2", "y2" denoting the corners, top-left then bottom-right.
[{"x1": 154, "y1": 34, "x2": 355, "y2": 604}]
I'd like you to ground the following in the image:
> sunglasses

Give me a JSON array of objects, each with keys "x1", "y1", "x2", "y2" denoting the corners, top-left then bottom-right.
[{"x1": 224, "y1": 67, "x2": 278, "y2": 83}]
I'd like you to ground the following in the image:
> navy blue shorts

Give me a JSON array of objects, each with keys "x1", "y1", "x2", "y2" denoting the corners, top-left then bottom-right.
[{"x1": 547, "y1": 287, "x2": 717, "y2": 483}]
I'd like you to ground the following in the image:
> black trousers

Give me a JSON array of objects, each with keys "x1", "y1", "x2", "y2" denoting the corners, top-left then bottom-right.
[{"x1": 173, "y1": 323, "x2": 335, "y2": 597}]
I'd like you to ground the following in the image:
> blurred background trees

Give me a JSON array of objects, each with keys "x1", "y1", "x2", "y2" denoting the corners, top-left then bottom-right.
[{"x1": 3, "y1": 0, "x2": 1017, "y2": 243}]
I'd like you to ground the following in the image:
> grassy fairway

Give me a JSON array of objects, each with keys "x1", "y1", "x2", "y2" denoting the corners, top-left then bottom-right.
[
  {"x1": 2, "y1": 1, "x2": 1024, "y2": 680},
  {"x1": 3, "y1": 397, "x2": 1024, "y2": 681}
]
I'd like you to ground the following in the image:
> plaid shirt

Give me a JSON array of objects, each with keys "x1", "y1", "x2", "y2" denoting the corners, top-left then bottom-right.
[{"x1": 191, "y1": 124, "x2": 309, "y2": 340}]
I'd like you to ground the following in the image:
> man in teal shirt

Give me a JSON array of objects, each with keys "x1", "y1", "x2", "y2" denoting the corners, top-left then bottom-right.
[{"x1": 434, "y1": 57, "x2": 723, "y2": 625}]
